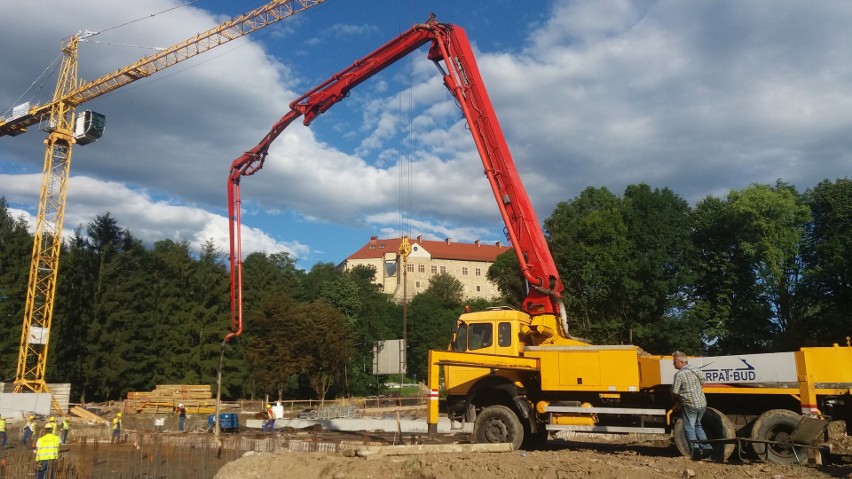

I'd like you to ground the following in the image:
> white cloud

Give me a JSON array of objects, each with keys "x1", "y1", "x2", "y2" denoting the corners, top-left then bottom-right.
[
  {"x1": 3, "y1": 0, "x2": 852, "y2": 269},
  {"x1": 1, "y1": 174, "x2": 301, "y2": 259}
]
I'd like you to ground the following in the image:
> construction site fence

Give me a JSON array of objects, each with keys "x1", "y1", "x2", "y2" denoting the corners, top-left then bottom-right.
[{"x1": 121, "y1": 395, "x2": 427, "y2": 415}]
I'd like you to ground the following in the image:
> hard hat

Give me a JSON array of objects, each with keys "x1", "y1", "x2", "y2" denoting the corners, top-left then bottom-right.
[
  {"x1": 49, "y1": 416, "x2": 55, "y2": 421},
  {"x1": 28, "y1": 415, "x2": 34, "y2": 420},
  {"x1": 178, "y1": 403, "x2": 183, "y2": 408},
  {"x1": 44, "y1": 423, "x2": 54, "y2": 430},
  {"x1": 117, "y1": 413, "x2": 123, "y2": 417}
]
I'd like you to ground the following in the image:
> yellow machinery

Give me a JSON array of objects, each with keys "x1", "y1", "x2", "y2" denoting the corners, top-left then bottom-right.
[
  {"x1": 398, "y1": 235, "x2": 412, "y2": 365},
  {"x1": 427, "y1": 314, "x2": 852, "y2": 463},
  {"x1": 0, "y1": 0, "x2": 327, "y2": 411},
  {"x1": 381, "y1": 14, "x2": 852, "y2": 463}
]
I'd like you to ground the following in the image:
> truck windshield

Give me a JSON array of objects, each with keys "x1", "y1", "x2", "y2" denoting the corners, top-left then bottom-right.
[{"x1": 467, "y1": 323, "x2": 493, "y2": 351}]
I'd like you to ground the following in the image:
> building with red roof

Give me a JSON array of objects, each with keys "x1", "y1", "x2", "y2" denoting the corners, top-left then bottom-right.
[{"x1": 340, "y1": 235, "x2": 511, "y2": 301}]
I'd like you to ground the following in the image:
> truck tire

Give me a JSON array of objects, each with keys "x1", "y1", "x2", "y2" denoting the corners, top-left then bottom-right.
[
  {"x1": 750, "y1": 409, "x2": 805, "y2": 465},
  {"x1": 474, "y1": 404, "x2": 524, "y2": 450},
  {"x1": 673, "y1": 407, "x2": 735, "y2": 461}
]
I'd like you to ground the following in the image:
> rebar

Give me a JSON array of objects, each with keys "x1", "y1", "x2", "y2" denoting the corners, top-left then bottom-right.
[{"x1": 0, "y1": 428, "x2": 346, "y2": 478}]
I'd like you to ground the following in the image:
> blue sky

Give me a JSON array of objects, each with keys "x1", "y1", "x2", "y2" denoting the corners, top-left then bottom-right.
[{"x1": 2, "y1": 1, "x2": 850, "y2": 270}]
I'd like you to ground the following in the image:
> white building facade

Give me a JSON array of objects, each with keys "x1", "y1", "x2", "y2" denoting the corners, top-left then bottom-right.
[{"x1": 340, "y1": 235, "x2": 510, "y2": 302}]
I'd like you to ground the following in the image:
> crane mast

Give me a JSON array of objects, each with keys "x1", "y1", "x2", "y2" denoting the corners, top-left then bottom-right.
[
  {"x1": 2, "y1": 0, "x2": 326, "y2": 406},
  {"x1": 227, "y1": 18, "x2": 568, "y2": 343},
  {"x1": 15, "y1": 36, "x2": 81, "y2": 396}
]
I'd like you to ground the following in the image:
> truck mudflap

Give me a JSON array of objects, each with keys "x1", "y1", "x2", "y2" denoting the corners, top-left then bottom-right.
[{"x1": 512, "y1": 395, "x2": 533, "y2": 421}]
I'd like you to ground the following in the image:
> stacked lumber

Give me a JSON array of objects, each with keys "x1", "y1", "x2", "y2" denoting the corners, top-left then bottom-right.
[
  {"x1": 125, "y1": 384, "x2": 215, "y2": 414},
  {"x1": 69, "y1": 405, "x2": 110, "y2": 424}
]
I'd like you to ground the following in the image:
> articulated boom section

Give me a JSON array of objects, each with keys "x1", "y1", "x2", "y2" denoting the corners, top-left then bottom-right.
[
  {"x1": 227, "y1": 17, "x2": 565, "y2": 341},
  {"x1": 437, "y1": 30, "x2": 563, "y2": 318}
]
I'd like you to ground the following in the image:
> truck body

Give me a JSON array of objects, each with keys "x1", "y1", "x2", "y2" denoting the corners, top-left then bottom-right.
[{"x1": 426, "y1": 310, "x2": 852, "y2": 463}]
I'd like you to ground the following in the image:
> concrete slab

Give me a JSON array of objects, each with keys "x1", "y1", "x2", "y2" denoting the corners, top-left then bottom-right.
[
  {"x1": 246, "y1": 417, "x2": 472, "y2": 434},
  {"x1": 345, "y1": 442, "x2": 512, "y2": 457}
]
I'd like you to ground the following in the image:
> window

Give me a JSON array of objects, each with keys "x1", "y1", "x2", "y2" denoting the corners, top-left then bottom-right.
[
  {"x1": 453, "y1": 324, "x2": 468, "y2": 352},
  {"x1": 467, "y1": 323, "x2": 493, "y2": 350},
  {"x1": 475, "y1": 268, "x2": 481, "y2": 276},
  {"x1": 384, "y1": 260, "x2": 397, "y2": 277},
  {"x1": 440, "y1": 266, "x2": 446, "y2": 274},
  {"x1": 498, "y1": 322, "x2": 512, "y2": 347},
  {"x1": 418, "y1": 264, "x2": 425, "y2": 273},
  {"x1": 431, "y1": 265, "x2": 437, "y2": 274},
  {"x1": 407, "y1": 264, "x2": 414, "y2": 272},
  {"x1": 476, "y1": 286, "x2": 481, "y2": 292},
  {"x1": 415, "y1": 281, "x2": 421, "y2": 288},
  {"x1": 462, "y1": 267, "x2": 469, "y2": 275}
]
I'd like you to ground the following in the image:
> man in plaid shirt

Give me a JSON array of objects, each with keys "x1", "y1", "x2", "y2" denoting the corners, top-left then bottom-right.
[{"x1": 672, "y1": 351, "x2": 713, "y2": 459}]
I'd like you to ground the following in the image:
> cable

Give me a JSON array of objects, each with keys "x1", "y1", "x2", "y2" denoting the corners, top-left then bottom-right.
[
  {"x1": 88, "y1": 0, "x2": 200, "y2": 37},
  {"x1": 76, "y1": 1, "x2": 328, "y2": 102},
  {"x1": 3, "y1": 1, "x2": 200, "y2": 117},
  {"x1": 84, "y1": 40, "x2": 165, "y2": 51},
  {"x1": 2, "y1": 54, "x2": 62, "y2": 118}
]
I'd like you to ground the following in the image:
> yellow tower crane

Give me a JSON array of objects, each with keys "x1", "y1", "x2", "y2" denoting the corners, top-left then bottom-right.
[{"x1": 0, "y1": 0, "x2": 326, "y2": 410}]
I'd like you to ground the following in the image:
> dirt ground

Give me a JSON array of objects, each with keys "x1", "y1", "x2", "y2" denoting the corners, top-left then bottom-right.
[
  {"x1": 25, "y1": 408, "x2": 848, "y2": 479},
  {"x1": 214, "y1": 432, "x2": 852, "y2": 479}
]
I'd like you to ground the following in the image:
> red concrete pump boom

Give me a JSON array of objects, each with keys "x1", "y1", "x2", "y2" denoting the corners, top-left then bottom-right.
[{"x1": 226, "y1": 17, "x2": 567, "y2": 342}]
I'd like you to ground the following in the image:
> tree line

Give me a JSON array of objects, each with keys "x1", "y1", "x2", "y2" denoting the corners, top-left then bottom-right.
[
  {"x1": 0, "y1": 177, "x2": 849, "y2": 402},
  {"x1": 0, "y1": 202, "x2": 474, "y2": 403},
  {"x1": 490, "y1": 178, "x2": 851, "y2": 355}
]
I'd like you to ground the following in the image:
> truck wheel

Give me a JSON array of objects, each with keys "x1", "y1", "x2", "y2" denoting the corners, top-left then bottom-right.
[
  {"x1": 673, "y1": 407, "x2": 735, "y2": 461},
  {"x1": 750, "y1": 409, "x2": 805, "y2": 465},
  {"x1": 474, "y1": 405, "x2": 524, "y2": 450}
]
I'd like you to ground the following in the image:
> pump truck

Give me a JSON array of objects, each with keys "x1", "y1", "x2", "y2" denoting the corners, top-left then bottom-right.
[
  {"x1": 413, "y1": 20, "x2": 852, "y2": 464},
  {"x1": 224, "y1": 17, "x2": 852, "y2": 464}
]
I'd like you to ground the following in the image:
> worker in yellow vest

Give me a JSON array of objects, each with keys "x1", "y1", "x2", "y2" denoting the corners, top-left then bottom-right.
[
  {"x1": 111, "y1": 412, "x2": 122, "y2": 444},
  {"x1": 59, "y1": 417, "x2": 70, "y2": 445},
  {"x1": 0, "y1": 415, "x2": 6, "y2": 447},
  {"x1": 34, "y1": 422, "x2": 60, "y2": 479},
  {"x1": 263, "y1": 404, "x2": 275, "y2": 433},
  {"x1": 46, "y1": 416, "x2": 57, "y2": 434}
]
